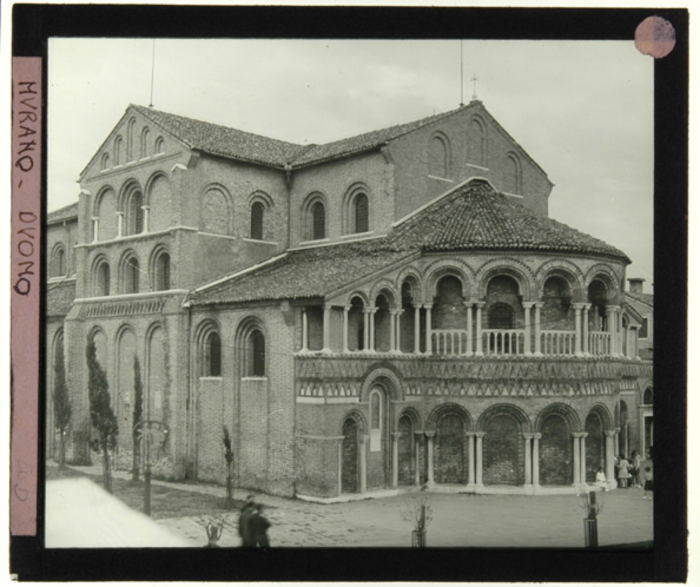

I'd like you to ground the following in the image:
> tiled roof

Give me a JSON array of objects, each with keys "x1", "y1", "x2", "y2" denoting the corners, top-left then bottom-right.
[
  {"x1": 187, "y1": 243, "x2": 412, "y2": 306},
  {"x1": 384, "y1": 179, "x2": 631, "y2": 261},
  {"x1": 625, "y1": 290, "x2": 654, "y2": 308},
  {"x1": 48, "y1": 202, "x2": 79, "y2": 225},
  {"x1": 132, "y1": 103, "x2": 470, "y2": 168},
  {"x1": 289, "y1": 106, "x2": 468, "y2": 167},
  {"x1": 189, "y1": 179, "x2": 629, "y2": 306},
  {"x1": 47, "y1": 279, "x2": 76, "y2": 317},
  {"x1": 132, "y1": 105, "x2": 306, "y2": 168}
]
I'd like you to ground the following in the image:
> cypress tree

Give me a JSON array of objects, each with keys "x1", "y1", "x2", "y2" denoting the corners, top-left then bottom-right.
[
  {"x1": 86, "y1": 334, "x2": 119, "y2": 493},
  {"x1": 53, "y1": 341, "x2": 72, "y2": 470},
  {"x1": 132, "y1": 354, "x2": 144, "y2": 482}
]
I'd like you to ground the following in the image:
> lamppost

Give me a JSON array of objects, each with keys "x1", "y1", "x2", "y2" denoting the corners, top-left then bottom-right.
[{"x1": 133, "y1": 419, "x2": 168, "y2": 516}]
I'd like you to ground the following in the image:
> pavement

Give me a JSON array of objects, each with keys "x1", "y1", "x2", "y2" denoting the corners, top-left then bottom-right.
[{"x1": 51, "y1": 462, "x2": 653, "y2": 548}]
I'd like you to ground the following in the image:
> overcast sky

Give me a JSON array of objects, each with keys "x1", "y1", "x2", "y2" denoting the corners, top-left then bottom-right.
[{"x1": 48, "y1": 38, "x2": 653, "y2": 285}]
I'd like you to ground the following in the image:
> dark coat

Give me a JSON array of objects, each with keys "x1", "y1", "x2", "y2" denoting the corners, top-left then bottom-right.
[
  {"x1": 238, "y1": 504, "x2": 255, "y2": 547},
  {"x1": 250, "y1": 511, "x2": 271, "y2": 548}
]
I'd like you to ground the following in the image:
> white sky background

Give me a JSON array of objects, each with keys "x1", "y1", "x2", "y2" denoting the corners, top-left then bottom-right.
[{"x1": 48, "y1": 38, "x2": 654, "y2": 284}]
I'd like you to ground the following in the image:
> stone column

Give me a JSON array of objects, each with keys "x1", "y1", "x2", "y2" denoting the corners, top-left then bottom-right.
[
  {"x1": 522, "y1": 302, "x2": 533, "y2": 355},
  {"x1": 523, "y1": 433, "x2": 534, "y2": 486},
  {"x1": 117, "y1": 211, "x2": 124, "y2": 238},
  {"x1": 464, "y1": 302, "x2": 474, "y2": 356},
  {"x1": 534, "y1": 303, "x2": 544, "y2": 355},
  {"x1": 532, "y1": 433, "x2": 542, "y2": 486},
  {"x1": 391, "y1": 432, "x2": 401, "y2": 489},
  {"x1": 426, "y1": 431, "x2": 435, "y2": 486},
  {"x1": 614, "y1": 427, "x2": 621, "y2": 457},
  {"x1": 342, "y1": 305, "x2": 350, "y2": 353},
  {"x1": 414, "y1": 432, "x2": 422, "y2": 486},
  {"x1": 572, "y1": 433, "x2": 581, "y2": 485},
  {"x1": 92, "y1": 217, "x2": 100, "y2": 242},
  {"x1": 301, "y1": 308, "x2": 309, "y2": 352},
  {"x1": 413, "y1": 304, "x2": 421, "y2": 354},
  {"x1": 363, "y1": 308, "x2": 370, "y2": 352},
  {"x1": 424, "y1": 304, "x2": 433, "y2": 355},
  {"x1": 142, "y1": 205, "x2": 150, "y2": 233},
  {"x1": 606, "y1": 306, "x2": 615, "y2": 356},
  {"x1": 475, "y1": 302, "x2": 485, "y2": 356},
  {"x1": 466, "y1": 432, "x2": 476, "y2": 488},
  {"x1": 369, "y1": 305, "x2": 377, "y2": 352},
  {"x1": 579, "y1": 432, "x2": 588, "y2": 485},
  {"x1": 582, "y1": 304, "x2": 590, "y2": 355},
  {"x1": 389, "y1": 309, "x2": 398, "y2": 353},
  {"x1": 359, "y1": 435, "x2": 369, "y2": 494},
  {"x1": 573, "y1": 303, "x2": 584, "y2": 356},
  {"x1": 322, "y1": 304, "x2": 332, "y2": 353},
  {"x1": 605, "y1": 430, "x2": 616, "y2": 483},
  {"x1": 395, "y1": 309, "x2": 404, "y2": 353},
  {"x1": 475, "y1": 432, "x2": 485, "y2": 487}
]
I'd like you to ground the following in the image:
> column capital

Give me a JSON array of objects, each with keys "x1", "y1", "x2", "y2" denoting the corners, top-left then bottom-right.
[
  {"x1": 614, "y1": 427, "x2": 621, "y2": 434},
  {"x1": 462, "y1": 301, "x2": 474, "y2": 308},
  {"x1": 116, "y1": 211, "x2": 124, "y2": 217},
  {"x1": 362, "y1": 307, "x2": 372, "y2": 315},
  {"x1": 475, "y1": 431, "x2": 486, "y2": 438},
  {"x1": 533, "y1": 302, "x2": 544, "y2": 309},
  {"x1": 465, "y1": 431, "x2": 477, "y2": 438},
  {"x1": 323, "y1": 303, "x2": 333, "y2": 311},
  {"x1": 532, "y1": 433, "x2": 542, "y2": 440},
  {"x1": 423, "y1": 303, "x2": 434, "y2": 310},
  {"x1": 343, "y1": 304, "x2": 352, "y2": 311},
  {"x1": 583, "y1": 303, "x2": 592, "y2": 310},
  {"x1": 141, "y1": 204, "x2": 151, "y2": 210},
  {"x1": 473, "y1": 301, "x2": 486, "y2": 309},
  {"x1": 390, "y1": 308, "x2": 399, "y2": 316},
  {"x1": 424, "y1": 430, "x2": 436, "y2": 439},
  {"x1": 605, "y1": 430, "x2": 617, "y2": 437},
  {"x1": 412, "y1": 302, "x2": 423, "y2": 310},
  {"x1": 522, "y1": 432, "x2": 534, "y2": 440},
  {"x1": 91, "y1": 216, "x2": 100, "y2": 221},
  {"x1": 608, "y1": 305, "x2": 621, "y2": 311},
  {"x1": 579, "y1": 432, "x2": 589, "y2": 439},
  {"x1": 521, "y1": 301, "x2": 535, "y2": 309},
  {"x1": 572, "y1": 302, "x2": 586, "y2": 310},
  {"x1": 391, "y1": 432, "x2": 402, "y2": 440},
  {"x1": 572, "y1": 432, "x2": 584, "y2": 438},
  {"x1": 369, "y1": 305, "x2": 378, "y2": 314}
]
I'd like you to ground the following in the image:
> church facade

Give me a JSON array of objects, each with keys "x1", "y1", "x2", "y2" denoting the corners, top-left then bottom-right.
[{"x1": 46, "y1": 101, "x2": 652, "y2": 499}]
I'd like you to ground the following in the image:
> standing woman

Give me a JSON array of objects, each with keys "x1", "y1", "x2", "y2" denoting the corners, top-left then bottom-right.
[
  {"x1": 632, "y1": 451, "x2": 642, "y2": 487},
  {"x1": 618, "y1": 454, "x2": 631, "y2": 488}
]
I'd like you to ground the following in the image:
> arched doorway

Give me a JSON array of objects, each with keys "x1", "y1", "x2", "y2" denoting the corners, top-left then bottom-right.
[
  {"x1": 539, "y1": 413, "x2": 573, "y2": 486},
  {"x1": 435, "y1": 412, "x2": 467, "y2": 484},
  {"x1": 341, "y1": 417, "x2": 360, "y2": 494},
  {"x1": 397, "y1": 414, "x2": 416, "y2": 486},
  {"x1": 483, "y1": 410, "x2": 525, "y2": 486},
  {"x1": 585, "y1": 412, "x2": 605, "y2": 483}
]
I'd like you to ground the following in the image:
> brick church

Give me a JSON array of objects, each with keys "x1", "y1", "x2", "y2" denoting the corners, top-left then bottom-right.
[{"x1": 46, "y1": 100, "x2": 653, "y2": 499}]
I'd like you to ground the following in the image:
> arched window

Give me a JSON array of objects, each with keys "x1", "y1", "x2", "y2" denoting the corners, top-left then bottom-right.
[
  {"x1": 202, "y1": 331, "x2": 222, "y2": 377},
  {"x1": 643, "y1": 387, "x2": 653, "y2": 405},
  {"x1": 155, "y1": 252, "x2": 170, "y2": 291},
  {"x1": 429, "y1": 135, "x2": 449, "y2": 178},
  {"x1": 312, "y1": 201, "x2": 326, "y2": 240},
  {"x1": 250, "y1": 201, "x2": 264, "y2": 240},
  {"x1": 202, "y1": 187, "x2": 232, "y2": 235},
  {"x1": 505, "y1": 154, "x2": 521, "y2": 194},
  {"x1": 114, "y1": 136, "x2": 123, "y2": 166},
  {"x1": 126, "y1": 118, "x2": 136, "y2": 162},
  {"x1": 467, "y1": 119, "x2": 485, "y2": 166},
  {"x1": 124, "y1": 256, "x2": 140, "y2": 294},
  {"x1": 140, "y1": 127, "x2": 150, "y2": 158},
  {"x1": 101, "y1": 152, "x2": 110, "y2": 171},
  {"x1": 354, "y1": 193, "x2": 369, "y2": 234},
  {"x1": 95, "y1": 261, "x2": 110, "y2": 296},
  {"x1": 52, "y1": 246, "x2": 66, "y2": 277},
  {"x1": 368, "y1": 387, "x2": 384, "y2": 452},
  {"x1": 126, "y1": 191, "x2": 144, "y2": 235},
  {"x1": 154, "y1": 136, "x2": 164, "y2": 154},
  {"x1": 489, "y1": 303, "x2": 514, "y2": 329},
  {"x1": 247, "y1": 330, "x2": 266, "y2": 377}
]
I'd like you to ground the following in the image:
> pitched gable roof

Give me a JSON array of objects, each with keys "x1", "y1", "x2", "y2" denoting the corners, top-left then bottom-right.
[
  {"x1": 625, "y1": 290, "x2": 654, "y2": 309},
  {"x1": 48, "y1": 202, "x2": 79, "y2": 225},
  {"x1": 188, "y1": 179, "x2": 629, "y2": 306}
]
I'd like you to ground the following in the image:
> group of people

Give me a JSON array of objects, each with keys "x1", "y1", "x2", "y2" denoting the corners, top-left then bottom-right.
[
  {"x1": 237, "y1": 495, "x2": 271, "y2": 547},
  {"x1": 596, "y1": 450, "x2": 653, "y2": 499}
]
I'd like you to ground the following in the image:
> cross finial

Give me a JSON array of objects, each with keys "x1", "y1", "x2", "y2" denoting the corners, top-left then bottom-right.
[{"x1": 471, "y1": 74, "x2": 479, "y2": 100}]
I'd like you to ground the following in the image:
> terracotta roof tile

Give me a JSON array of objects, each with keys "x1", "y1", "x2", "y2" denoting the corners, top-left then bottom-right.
[{"x1": 48, "y1": 202, "x2": 79, "y2": 224}]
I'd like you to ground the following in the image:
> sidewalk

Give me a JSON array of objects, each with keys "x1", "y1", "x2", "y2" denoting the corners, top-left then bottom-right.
[{"x1": 53, "y1": 462, "x2": 653, "y2": 548}]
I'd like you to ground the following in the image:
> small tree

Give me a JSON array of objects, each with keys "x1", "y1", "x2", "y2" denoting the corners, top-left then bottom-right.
[
  {"x1": 223, "y1": 425, "x2": 235, "y2": 508},
  {"x1": 132, "y1": 354, "x2": 144, "y2": 482},
  {"x1": 86, "y1": 334, "x2": 119, "y2": 493},
  {"x1": 52, "y1": 342, "x2": 72, "y2": 470}
]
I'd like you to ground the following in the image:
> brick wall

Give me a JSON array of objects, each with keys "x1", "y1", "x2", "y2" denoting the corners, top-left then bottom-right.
[
  {"x1": 483, "y1": 414, "x2": 525, "y2": 486},
  {"x1": 539, "y1": 414, "x2": 573, "y2": 485}
]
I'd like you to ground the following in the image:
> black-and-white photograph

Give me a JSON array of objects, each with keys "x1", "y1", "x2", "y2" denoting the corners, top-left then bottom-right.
[{"x1": 44, "y1": 34, "x2": 657, "y2": 551}]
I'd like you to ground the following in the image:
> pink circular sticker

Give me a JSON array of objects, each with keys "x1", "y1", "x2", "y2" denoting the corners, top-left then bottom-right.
[{"x1": 635, "y1": 16, "x2": 676, "y2": 59}]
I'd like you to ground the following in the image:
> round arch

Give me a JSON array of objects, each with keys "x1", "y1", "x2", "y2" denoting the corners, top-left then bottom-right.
[
  {"x1": 90, "y1": 254, "x2": 111, "y2": 296},
  {"x1": 476, "y1": 259, "x2": 534, "y2": 300},
  {"x1": 536, "y1": 260, "x2": 586, "y2": 302},
  {"x1": 425, "y1": 262, "x2": 472, "y2": 301},
  {"x1": 201, "y1": 183, "x2": 234, "y2": 236},
  {"x1": 194, "y1": 318, "x2": 223, "y2": 378},
  {"x1": 342, "y1": 182, "x2": 373, "y2": 235},
  {"x1": 370, "y1": 280, "x2": 398, "y2": 308},
  {"x1": 467, "y1": 115, "x2": 488, "y2": 167},
  {"x1": 301, "y1": 191, "x2": 328, "y2": 241},
  {"x1": 144, "y1": 171, "x2": 171, "y2": 206},
  {"x1": 535, "y1": 402, "x2": 582, "y2": 432},
  {"x1": 585, "y1": 265, "x2": 621, "y2": 302},
  {"x1": 396, "y1": 268, "x2": 424, "y2": 304},
  {"x1": 149, "y1": 244, "x2": 171, "y2": 291},
  {"x1": 428, "y1": 131, "x2": 452, "y2": 178},
  {"x1": 234, "y1": 315, "x2": 269, "y2": 378},
  {"x1": 360, "y1": 366, "x2": 404, "y2": 403},
  {"x1": 426, "y1": 402, "x2": 473, "y2": 431},
  {"x1": 477, "y1": 403, "x2": 532, "y2": 432},
  {"x1": 586, "y1": 403, "x2": 614, "y2": 431}
]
